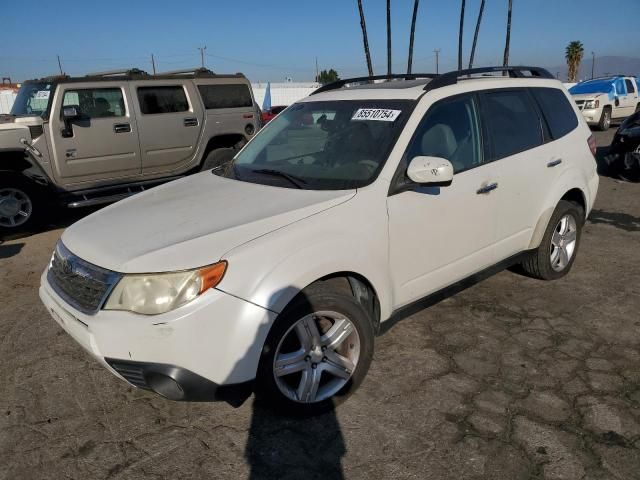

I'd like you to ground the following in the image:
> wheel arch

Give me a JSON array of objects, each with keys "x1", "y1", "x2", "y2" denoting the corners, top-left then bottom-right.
[
  {"x1": 528, "y1": 185, "x2": 588, "y2": 250},
  {"x1": 199, "y1": 134, "x2": 247, "y2": 164}
]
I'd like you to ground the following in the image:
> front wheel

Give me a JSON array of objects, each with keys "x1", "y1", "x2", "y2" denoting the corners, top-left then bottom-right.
[
  {"x1": 0, "y1": 179, "x2": 43, "y2": 234},
  {"x1": 255, "y1": 282, "x2": 374, "y2": 416},
  {"x1": 596, "y1": 107, "x2": 611, "y2": 131},
  {"x1": 520, "y1": 200, "x2": 584, "y2": 280}
]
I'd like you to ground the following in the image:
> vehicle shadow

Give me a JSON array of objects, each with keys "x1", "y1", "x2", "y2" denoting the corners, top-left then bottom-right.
[
  {"x1": 225, "y1": 287, "x2": 347, "y2": 480},
  {"x1": 0, "y1": 205, "x2": 101, "y2": 242},
  {"x1": 588, "y1": 209, "x2": 640, "y2": 232},
  {"x1": 0, "y1": 241, "x2": 24, "y2": 259}
]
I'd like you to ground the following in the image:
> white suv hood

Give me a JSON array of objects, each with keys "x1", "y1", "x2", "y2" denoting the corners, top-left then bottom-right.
[{"x1": 62, "y1": 172, "x2": 355, "y2": 273}]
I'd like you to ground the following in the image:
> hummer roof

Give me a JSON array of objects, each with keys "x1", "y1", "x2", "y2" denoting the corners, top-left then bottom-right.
[{"x1": 24, "y1": 68, "x2": 247, "y2": 84}]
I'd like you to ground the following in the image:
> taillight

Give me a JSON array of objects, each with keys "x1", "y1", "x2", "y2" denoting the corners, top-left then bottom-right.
[{"x1": 587, "y1": 134, "x2": 597, "y2": 157}]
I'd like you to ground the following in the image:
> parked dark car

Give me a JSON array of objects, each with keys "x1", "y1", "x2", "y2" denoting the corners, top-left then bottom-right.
[
  {"x1": 261, "y1": 105, "x2": 287, "y2": 124},
  {"x1": 606, "y1": 110, "x2": 640, "y2": 182}
]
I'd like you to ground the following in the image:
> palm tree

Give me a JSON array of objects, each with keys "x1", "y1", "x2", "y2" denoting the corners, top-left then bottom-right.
[
  {"x1": 387, "y1": 0, "x2": 392, "y2": 75},
  {"x1": 468, "y1": 0, "x2": 485, "y2": 69},
  {"x1": 565, "y1": 41, "x2": 585, "y2": 82},
  {"x1": 357, "y1": 0, "x2": 374, "y2": 77},
  {"x1": 458, "y1": 0, "x2": 466, "y2": 71},
  {"x1": 407, "y1": 0, "x2": 420, "y2": 74},
  {"x1": 502, "y1": 0, "x2": 512, "y2": 67}
]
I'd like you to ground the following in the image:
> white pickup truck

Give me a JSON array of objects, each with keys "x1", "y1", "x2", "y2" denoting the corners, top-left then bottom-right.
[{"x1": 569, "y1": 76, "x2": 640, "y2": 130}]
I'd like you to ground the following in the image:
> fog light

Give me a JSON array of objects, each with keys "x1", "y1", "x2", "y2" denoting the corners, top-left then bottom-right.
[
  {"x1": 245, "y1": 123, "x2": 255, "y2": 135},
  {"x1": 146, "y1": 373, "x2": 185, "y2": 400}
]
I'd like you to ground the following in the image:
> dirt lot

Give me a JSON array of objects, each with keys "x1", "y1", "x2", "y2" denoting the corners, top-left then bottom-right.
[{"x1": 1, "y1": 130, "x2": 639, "y2": 480}]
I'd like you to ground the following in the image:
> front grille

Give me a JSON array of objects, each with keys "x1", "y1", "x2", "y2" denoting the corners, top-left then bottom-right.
[
  {"x1": 47, "y1": 241, "x2": 121, "y2": 315},
  {"x1": 107, "y1": 360, "x2": 150, "y2": 389}
]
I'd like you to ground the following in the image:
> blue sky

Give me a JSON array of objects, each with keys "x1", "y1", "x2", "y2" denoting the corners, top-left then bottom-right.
[{"x1": 1, "y1": 0, "x2": 636, "y2": 82}]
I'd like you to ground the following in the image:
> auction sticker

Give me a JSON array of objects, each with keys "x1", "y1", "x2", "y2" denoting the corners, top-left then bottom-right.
[
  {"x1": 352, "y1": 108, "x2": 401, "y2": 122},
  {"x1": 35, "y1": 91, "x2": 50, "y2": 99}
]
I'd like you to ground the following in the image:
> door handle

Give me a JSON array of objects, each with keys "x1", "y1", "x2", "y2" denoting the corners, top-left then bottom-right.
[
  {"x1": 113, "y1": 123, "x2": 131, "y2": 133},
  {"x1": 476, "y1": 182, "x2": 498, "y2": 194},
  {"x1": 547, "y1": 159, "x2": 562, "y2": 168},
  {"x1": 184, "y1": 117, "x2": 198, "y2": 127}
]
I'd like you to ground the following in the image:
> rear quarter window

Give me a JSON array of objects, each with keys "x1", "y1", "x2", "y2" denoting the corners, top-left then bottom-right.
[
  {"x1": 480, "y1": 89, "x2": 543, "y2": 160},
  {"x1": 198, "y1": 84, "x2": 253, "y2": 109},
  {"x1": 531, "y1": 87, "x2": 578, "y2": 140}
]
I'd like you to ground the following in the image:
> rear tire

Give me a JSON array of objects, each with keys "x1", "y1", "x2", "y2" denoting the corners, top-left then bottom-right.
[
  {"x1": 596, "y1": 107, "x2": 611, "y2": 131},
  {"x1": 0, "y1": 177, "x2": 44, "y2": 235},
  {"x1": 520, "y1": 200, "x2": 584, "y2": 280},
  {"x1": 200, "y1": 148, "x2": 235, "y2": 171},
  {"x1": 255, "y1": 282, "x2": 374, "y2": 416}
]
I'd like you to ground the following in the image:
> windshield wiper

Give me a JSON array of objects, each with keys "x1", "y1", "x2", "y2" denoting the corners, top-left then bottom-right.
[{"x1": 251, "y1": 168, "x2": 308, "y2": 189}]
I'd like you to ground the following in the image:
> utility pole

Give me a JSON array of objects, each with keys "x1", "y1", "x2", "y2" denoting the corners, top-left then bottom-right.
[
  {"x1": 591, "y1": 51, "x2": 595, "y2": 79},
  {"x1": 151, "y1": 54, "x2": 156, "y2": 75},
  {"x1": 434, "y1": 49, "x2": 440, "y2": 74},
  {"x1": 57, "y1": 55, "x2": 64, "y2": 75},
  {"x1": 198, "y1": 46, "x2": 207, "y2": 68}
]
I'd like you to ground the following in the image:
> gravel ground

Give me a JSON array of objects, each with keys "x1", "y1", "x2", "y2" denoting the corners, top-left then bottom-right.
[{"x1": 1, "y1": 130, "x2": 639, "y2": 480}]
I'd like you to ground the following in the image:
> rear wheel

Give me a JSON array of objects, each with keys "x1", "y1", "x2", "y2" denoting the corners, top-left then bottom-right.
[
  {"x1": 200, "y1": 148, "x2": 235, "y2": 171},
  {"x1": 520, "y1": 200, "x2": 584, "y2": 280},
  {"x1": 596, "y1": 107, "x2": 611, "y2": 131},
  {"x1": 255, "y1": 282, "x2": 374, "y2": 416},
  {"x1": 0, "y1": 178, "x2": 43, "y2": 234}
]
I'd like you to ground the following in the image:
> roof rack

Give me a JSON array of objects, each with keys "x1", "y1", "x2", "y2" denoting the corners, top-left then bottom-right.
[
  {"x1": 158, "y1": 67, "x2": 219, "y2": 77},
  {"x1": 424, "y1": 66, "x2": 554, "y2": 91},
  {"x1": 311, "y1": 73, "x2": 437, "y2": 95},
  {"x1": 85, "y1": 68, "x2": 149, "y2": 78}
]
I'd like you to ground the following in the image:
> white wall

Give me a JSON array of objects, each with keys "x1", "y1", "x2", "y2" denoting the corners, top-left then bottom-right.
[
  {"x1": 251, "y1": 82, "x2": 319, "y2": 109},
  {"x1": 0, "y1": 91, "x2": 17, "y2": 114}
]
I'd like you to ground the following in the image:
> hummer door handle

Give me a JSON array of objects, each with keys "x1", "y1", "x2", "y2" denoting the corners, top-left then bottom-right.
[
  {"x1": 114, "y1": 123, "x2": 131, "y2": 133},
  {"x1": 184, "y1": 117, "x2": 198, "y2": 127}
]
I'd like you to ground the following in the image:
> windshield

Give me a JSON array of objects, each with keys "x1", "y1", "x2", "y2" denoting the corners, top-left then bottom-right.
[
  {"x1": 10, "y1": 82, "x2": 54, "y2": 117},
  {"x1": 569, "y1": 79, "x2": 614, "y2": 95},
  {"x1": 216, "y1": 100, "x2": 414, "y2": 190}
]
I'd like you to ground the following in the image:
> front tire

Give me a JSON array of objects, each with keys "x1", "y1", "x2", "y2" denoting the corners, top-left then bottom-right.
[
  {"x1": 520, "y1": 200, "x2": 584, "y2": 280},
  {"x1": 596, "y1": 107, "x2": 611, "y2": 131},
  {"x1": 255, "y1": 282, "x2": 374, "y2": 416},
  {"x1": 0, "y1": 178, "x2": 43, "y2": 234}
]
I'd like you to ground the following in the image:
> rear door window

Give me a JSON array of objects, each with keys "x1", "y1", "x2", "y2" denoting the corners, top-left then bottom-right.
[
  {"x1": 530, "y1": 87, "x2": 578, "y2": 140},
  {"x1": 137, "y1": 86, "x2": 189, "y2": 114},
  {"x1": 480, "y1": 89, "x2": 543, "y2": 160},
  {"x1": 198, "y1": 84, "x2": 253, "y2": 109},
  {"x1": 625, "y1": 79, "x2": 636, "y2": 94},
  {"x1": 62, "y1": 88, "x2": 125, "y2": 118}
]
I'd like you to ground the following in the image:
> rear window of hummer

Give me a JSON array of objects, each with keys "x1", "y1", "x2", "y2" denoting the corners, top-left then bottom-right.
[{"x1": 198, "y1": 84, "x2": 253, "y2": 109}]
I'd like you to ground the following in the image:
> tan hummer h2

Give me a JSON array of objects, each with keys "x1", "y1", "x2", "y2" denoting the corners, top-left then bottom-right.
[{"x1": 0, "y1": 68, "x2": 261, "y2": 232}]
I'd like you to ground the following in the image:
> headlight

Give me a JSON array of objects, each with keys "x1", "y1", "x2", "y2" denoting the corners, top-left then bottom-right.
[
  {"x1": 104, "y1": 261, "x2": 227, "y2": 315},
  {"x1": 584, "y1": 100, "x2": 599, "y2": 109}
]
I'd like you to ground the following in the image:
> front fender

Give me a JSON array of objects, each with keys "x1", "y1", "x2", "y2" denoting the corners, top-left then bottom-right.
[{"x1": 218, "y1": 189, "x2": 394, "y2": 321}]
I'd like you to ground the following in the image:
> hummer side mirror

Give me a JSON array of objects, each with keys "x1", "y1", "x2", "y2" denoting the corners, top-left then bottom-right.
[{"x1": 61, "y1": 105, "x2": 82, "y2": 138}]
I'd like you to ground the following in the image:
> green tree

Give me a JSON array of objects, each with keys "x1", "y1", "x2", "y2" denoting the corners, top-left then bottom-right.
[
  {"x1": 565, "y1": 41, "x2": 585, "y2": 82},
  {"x1": 316, "y1": 69, "x2": 340, "y2": 85}
]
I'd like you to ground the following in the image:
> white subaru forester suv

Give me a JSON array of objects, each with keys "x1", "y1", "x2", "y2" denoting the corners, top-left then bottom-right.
[{"x1": 40, "y1": 67, "x2": 599, "y2": 415}]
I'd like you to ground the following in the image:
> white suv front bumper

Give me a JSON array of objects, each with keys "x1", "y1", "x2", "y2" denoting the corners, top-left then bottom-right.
[{"x1": 40, "y1": 271, "x2": 276, "y2": 400}]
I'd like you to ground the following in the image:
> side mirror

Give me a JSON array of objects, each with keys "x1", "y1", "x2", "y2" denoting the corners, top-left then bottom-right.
[
  {"x1": 407, "y1": 156, "x2": 454, "y2": 187},
  {"x1": 61, "y1": 105, "x2": 82, "y2": 138},
  {"x1": 62, "y1": 105, "x2": 81, "y2": 120}
]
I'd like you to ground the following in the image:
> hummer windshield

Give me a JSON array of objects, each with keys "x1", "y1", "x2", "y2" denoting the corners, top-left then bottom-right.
[
  {"x1": 10, "y1": 82, "x2": 54, "y2": 117},
  {"x1": 216, "y1": 99, "x2": 414, "y2": 190}
]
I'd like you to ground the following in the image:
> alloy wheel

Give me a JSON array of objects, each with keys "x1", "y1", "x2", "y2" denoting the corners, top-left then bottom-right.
[
  {"x1": 550, "y1": 214, "x2": 577, "y2": 272},
  {"x1": 0, "y1": 188, "x2": 33, "y2": 228},
  {"x1": 273, "y1": 310, "x2": 361, "y2": 403}
]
